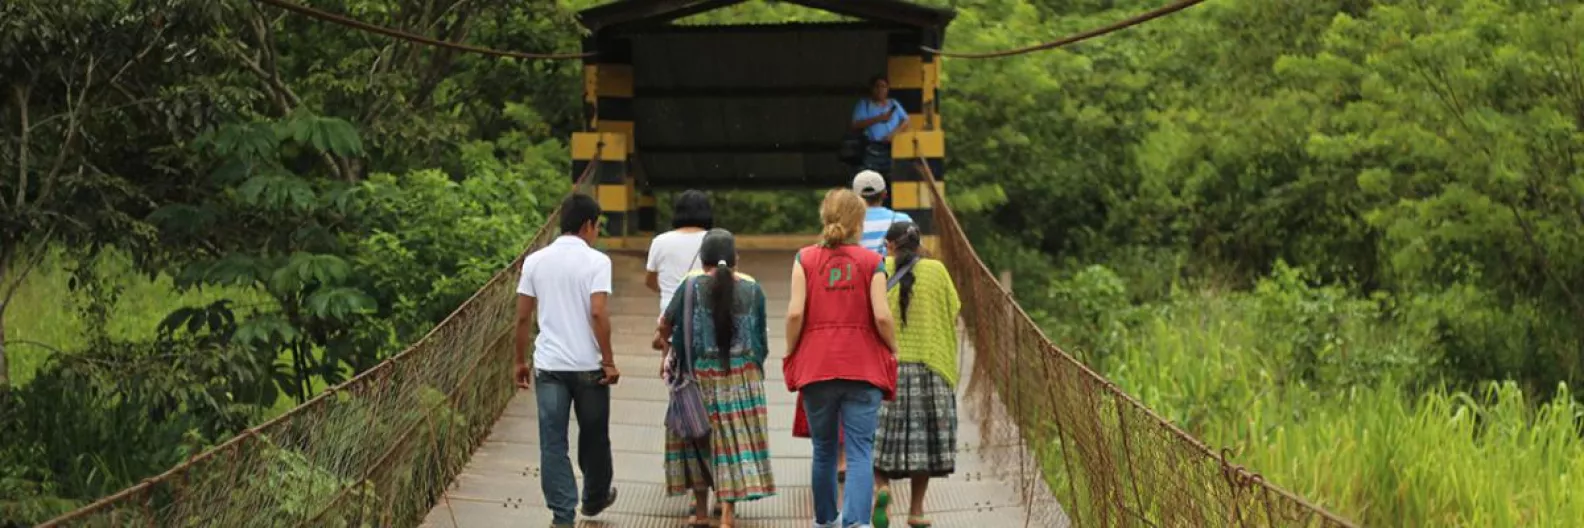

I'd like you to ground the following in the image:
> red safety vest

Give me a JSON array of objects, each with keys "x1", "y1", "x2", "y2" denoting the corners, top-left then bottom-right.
[{"x1": 784, "y1": 244, "x2": 898, "y2": 400}]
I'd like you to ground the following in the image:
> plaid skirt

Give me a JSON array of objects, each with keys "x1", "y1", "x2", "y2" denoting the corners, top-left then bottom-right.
[{"x1": 873, "y1": 363, "x2": 957, "y2": 478}]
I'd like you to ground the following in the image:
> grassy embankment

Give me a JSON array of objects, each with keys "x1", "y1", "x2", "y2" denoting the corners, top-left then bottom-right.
[{"x1": 1040, "y1": 265, "x2": 1584, "y2": 526}]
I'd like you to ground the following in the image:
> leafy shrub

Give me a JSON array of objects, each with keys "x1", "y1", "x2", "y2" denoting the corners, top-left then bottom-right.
[
  {"x1": 1251, "y1": 262, "x2": 1422, "y2": 390},
  {"x1": 1044, "y1": 264, "x2": 1131, "y2": 365},
  {"x1": 0, "y1": 338, "x2": 260, "y2": 524},
  {"x1": 351, "y1": 135, "x2": 562, "y2": 351},
  {"x1": 1404, "y1": 285, "x2": 1583, "y2": 399}
]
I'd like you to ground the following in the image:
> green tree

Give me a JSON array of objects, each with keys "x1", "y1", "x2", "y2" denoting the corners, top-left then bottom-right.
[
  {"x1": 0, "y1": 0, "x2": 236, "y2": 388},
  {"x1": 1281, "y1": 1, "x2": 1584, "y2": 391}
]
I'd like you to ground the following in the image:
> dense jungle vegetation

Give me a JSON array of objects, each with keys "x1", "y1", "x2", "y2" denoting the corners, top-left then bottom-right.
[{"x1": 3, "y1": 0, "x2": 1582, "y2": 526}]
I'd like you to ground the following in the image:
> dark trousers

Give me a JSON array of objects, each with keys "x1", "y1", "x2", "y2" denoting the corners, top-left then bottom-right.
[
  {"x1": 861, "y1": 141, "x2": 893, "y2": 174},
  {"x1": 535, "y1": 369, "x2": 613, "y2": 524}
]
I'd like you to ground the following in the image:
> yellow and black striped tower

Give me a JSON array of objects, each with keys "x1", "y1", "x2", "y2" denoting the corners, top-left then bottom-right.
[
  {"x1": 886, "y1": 30, "x2": 946, "y2": 252},
  {"x1": 573, "y1": 36, "x2": 638, "y2": 240}
]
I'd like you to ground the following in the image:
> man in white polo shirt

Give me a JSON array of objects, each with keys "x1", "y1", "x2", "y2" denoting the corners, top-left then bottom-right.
[{"x1": 513, "y1": 194, "x2": 621, "y2": 527}]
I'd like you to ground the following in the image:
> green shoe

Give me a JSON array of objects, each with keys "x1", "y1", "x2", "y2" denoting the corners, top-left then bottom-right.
[{"x1": 873, "y1": 488, "x2": 892, "y2": 528}]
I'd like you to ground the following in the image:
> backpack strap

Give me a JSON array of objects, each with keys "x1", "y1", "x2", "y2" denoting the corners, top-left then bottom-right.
[
  {"x1": 680, "y1": 276, "x2": 698, "y2": 380},
  {"x1": 887, "y1": 257, "x2": 917, "y2": 291}
]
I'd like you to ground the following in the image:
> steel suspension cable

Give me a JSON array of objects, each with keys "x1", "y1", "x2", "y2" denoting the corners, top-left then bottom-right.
[
  {"x1": 923, "y1": 0, "x2": 1206, "y2": 59},
  {"x1": 251, "y1": 0, "x2": 593, "y2": 60}
]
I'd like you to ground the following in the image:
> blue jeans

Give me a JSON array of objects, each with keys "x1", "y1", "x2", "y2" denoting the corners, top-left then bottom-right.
[
  {"x1": 802, "y1": 380, "x2": 883, "y2": 527},
  {"x1": 535, "y1": 369, "x2": 613, "y2": 525}
]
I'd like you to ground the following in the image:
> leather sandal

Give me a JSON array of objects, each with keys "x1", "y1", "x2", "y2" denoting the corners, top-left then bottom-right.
[{"x1": 908, "y1": 515, "x2": 933, "y2": 528}]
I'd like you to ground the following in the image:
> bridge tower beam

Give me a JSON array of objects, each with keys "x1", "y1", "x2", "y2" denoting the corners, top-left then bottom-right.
[
  {"x1": 577, "y1": 37, "x2": 639, "y2": 239},
  {"x1": 885, "y1": 31, "x2": 947, "y2": 254}
]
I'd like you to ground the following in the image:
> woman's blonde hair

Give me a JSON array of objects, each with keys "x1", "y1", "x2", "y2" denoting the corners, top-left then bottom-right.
[{"x1": 819, "y1": 188, "x2": 867, "y2": 247}]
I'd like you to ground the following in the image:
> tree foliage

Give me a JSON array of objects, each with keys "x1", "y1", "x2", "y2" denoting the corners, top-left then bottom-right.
[
  {"x1": 944, "y1": 0, "x2": 1584, "y2": 395},
  {"x1": 2, "y1": 0, "x2": 576, "y2": 522}
]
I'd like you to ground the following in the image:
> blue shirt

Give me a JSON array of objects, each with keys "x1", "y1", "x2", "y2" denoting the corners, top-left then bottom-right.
[
  {"x1": 853, "y1": 98, "x2": 909, "y2": 143},
  {"x1": 861, "y1": 207, "x2": 913, "y2": 257}
]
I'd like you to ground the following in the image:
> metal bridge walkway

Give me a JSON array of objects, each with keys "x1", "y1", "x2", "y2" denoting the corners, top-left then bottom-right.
[{"x1": 421, "y1": 250, "x2": 1056, "y2": 527}]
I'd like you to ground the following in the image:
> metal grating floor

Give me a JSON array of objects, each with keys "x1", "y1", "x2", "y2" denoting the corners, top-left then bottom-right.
[{"x1": 422, "y1": 251, "x2": 1062, "y2": 527}]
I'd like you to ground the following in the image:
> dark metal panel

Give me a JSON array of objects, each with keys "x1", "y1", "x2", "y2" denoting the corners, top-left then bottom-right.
[
  {"x1": 578, "y1": 0, "x2": 956, "y2": 32},
  {"x1": 627, "y1": 28, "x2": 884, "y2": 185},
  {"x1": 638, "y1": 150, "x2": 855, "y2": 189},
  {"x1": 634, "y1": 86, "x2": 867, "y2": 97},
  {"x1": 594, "y1": 34, "x2": 634, "y2": 63},
  {"x1": 890, "y1": 88, "x2": 923, "y2": 113},
  {"x1": 890, "y1": 157, "x2": 944, "y2": 182},
  {"x1": 604, "y1": 19, "x2": 932, "y2": 188},
  {"x1": 596, "y1": 96, "x2": 635, "y2": 121},
  {"x1": 632, "y1": 95, "x2": 855, "y2": 149},
  {"x1": 898, "y1": 208, "x2": 934, "y2": 232},
  {"x1": 638, "y1": 143, "x2": 842, "y2": 154},
  {"x1": 887, "y1": 30, "x2": 921, "y2": 55},
  {"x1": 617, "y1": 21, "x2": 904, "y2": 36},
  {"x1": 630, "y1": 31, "x2": 886, "y2": 90}
]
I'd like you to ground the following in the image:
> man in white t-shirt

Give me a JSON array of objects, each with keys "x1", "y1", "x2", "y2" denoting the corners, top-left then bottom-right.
[
  {"x1": 514, "y1": 194, "x2": 620, "y2": 527},
  {"x1": 645, "y1": 190, "x2": 712, "y2": 314}
]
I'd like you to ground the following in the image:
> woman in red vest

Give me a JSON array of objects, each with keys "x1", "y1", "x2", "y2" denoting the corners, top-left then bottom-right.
[{"x1": 785, "y1": 188, "x2": 900, "y2": 528}]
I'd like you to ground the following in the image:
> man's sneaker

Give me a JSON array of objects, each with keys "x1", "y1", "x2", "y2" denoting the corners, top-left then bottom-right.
[{"x1": 581, "y1": 487, "x2": 618, "y2": 517}]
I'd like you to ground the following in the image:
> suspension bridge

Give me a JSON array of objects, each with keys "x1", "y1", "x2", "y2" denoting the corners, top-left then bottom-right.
[{"x1": 40, "y1": 1, "x2": 1353, "y2": 526}]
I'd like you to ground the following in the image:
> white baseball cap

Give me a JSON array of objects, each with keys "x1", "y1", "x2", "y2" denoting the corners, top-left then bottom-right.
[{"x1": 852, "y1": 170, "x2": 886, "y2": 197}]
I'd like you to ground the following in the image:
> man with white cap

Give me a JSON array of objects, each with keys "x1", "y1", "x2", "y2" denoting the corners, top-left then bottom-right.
[{"x1": 853, "y1": 170, "x2": 913, "y2": 258}]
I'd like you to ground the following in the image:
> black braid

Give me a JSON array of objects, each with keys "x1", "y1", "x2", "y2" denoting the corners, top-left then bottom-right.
[
  {"x1": 710, "y1": 263, "x2": 736, "y2": 362},
  {"x1": 699, "y1": 229, "x2": 739, "y2": 362},
  {"x1": 884, "y1": 222, "x2": 923, "y2": 328}
]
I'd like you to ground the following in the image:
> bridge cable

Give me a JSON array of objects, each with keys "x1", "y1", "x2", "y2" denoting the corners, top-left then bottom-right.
[
  {"x1": 922, "y1": 0, "x2": 1205, "y2": 59},
  {"x1": 250, "y1": 0, "x2": 594, "y2": 60}
]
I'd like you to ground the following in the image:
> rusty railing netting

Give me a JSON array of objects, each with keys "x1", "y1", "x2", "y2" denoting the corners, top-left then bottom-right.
[
  {"x1": 38, "y1": 150, "x2": 606, "y2": 528},
  {"x1": 911, "y1": 156, "x2": 1354, "y2": 528}
]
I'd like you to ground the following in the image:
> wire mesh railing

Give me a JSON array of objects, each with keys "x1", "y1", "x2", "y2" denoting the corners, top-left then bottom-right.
[
  {"x1": 912, "y1": 156, "x2": 1355, "y2": 528},
  {"x1": 38, "y1": 150, "x2": 605, "y2": 528}
]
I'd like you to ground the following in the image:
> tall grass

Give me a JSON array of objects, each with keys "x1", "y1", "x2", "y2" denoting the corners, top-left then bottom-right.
[
  {"x1": 1046, "y1": 265, "x2": 1584, "y2": 527},
  {"x1": 3, "y1": 250, "x2": 260, "y2": 385}
]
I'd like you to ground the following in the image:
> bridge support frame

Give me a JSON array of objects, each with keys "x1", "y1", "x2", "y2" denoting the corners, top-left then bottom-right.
[
  {"x1": 571, "y1": 132, "x2": 634, "y2": 237},
  {"x1": 576, "y1": 36, "x2": 641, "y2": 239},
  {"x1": 885, "y1": 35, "x2": 946, "y2": 254}
]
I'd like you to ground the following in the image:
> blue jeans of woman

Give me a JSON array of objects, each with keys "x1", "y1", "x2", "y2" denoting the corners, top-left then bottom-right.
[{"x1": 802, "y1": 379, "x2": 883, "y2": 527}]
